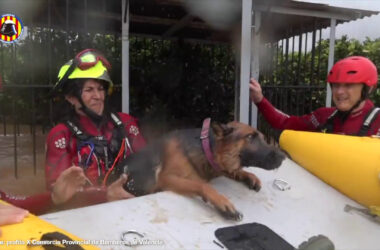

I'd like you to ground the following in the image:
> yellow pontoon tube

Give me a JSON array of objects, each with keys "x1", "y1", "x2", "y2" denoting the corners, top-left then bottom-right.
[
  {"x1": 0, "y1": 201, "x2": 99, "y2": 250},
  {"x1": 279, "y1": 130, "x2": 380, "y2": 208}
]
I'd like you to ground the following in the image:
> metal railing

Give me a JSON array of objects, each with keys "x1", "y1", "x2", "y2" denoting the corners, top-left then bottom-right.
[
  {"x1": 0, "y1": 85, "x2": 53, "y2": 178},
  {"x1": 258, "y1": 85, "x2": 326, "y2": 143}
]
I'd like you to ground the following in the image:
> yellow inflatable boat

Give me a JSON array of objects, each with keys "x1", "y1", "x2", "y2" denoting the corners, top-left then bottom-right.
[
  {"x1": 0, "y1": 201, "x2": 98, "y2": 250},
  {"x1": 279, "y1": 130, "x2": 380, "y2": 208}
]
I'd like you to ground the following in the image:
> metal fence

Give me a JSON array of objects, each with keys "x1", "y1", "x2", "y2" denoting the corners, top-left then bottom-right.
[
  {"x1": 258, "y1": 85, "x2": 326, "y2": 143},
  {"x1": 0, "y1": 1, "x2": 329, "y2": 178},
  {"x1": 0, "y1": 83, "x2": 326, "y2": 178},
  {"x1": 0, "y1": 85, "x2": 52, "y2": 178}
]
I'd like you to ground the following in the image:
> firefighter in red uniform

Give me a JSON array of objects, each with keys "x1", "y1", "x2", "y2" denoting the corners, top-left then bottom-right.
[
  {"x1": 45, "y1": 49, "x2": 146, "y2": 207},
  {"x1": 250, "y1": 56, "x2": 380, "y2": 136}
]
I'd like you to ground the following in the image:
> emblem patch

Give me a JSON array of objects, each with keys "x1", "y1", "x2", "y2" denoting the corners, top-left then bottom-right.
[
  {"x1": 129, "y1": 125, "x2": 139, "y2": 136},
  {"x1": 0, "y1": 14, "x2": 24, "y2": 43},
  {"x1": 55, "y1": 138, "x2": 66, "y2": 149}
]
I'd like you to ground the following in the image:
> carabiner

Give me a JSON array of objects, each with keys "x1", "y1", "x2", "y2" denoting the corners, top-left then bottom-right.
[{"x1": 273, "y1": 178, "x2": 291, "y2": 191}]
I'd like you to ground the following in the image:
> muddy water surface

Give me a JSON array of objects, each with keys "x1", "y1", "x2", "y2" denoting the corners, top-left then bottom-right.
[{"x1": 0, "y1": 129, "x2": 46, "y2": 196}]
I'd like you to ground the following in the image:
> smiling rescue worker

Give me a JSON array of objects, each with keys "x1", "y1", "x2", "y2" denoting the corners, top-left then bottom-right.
[
  {"x1": 45, "y1": 49, "x2": 146, "y2": 207},
  {"x1": 250, "y1": 56, "x2": 380, "y2": 136}
]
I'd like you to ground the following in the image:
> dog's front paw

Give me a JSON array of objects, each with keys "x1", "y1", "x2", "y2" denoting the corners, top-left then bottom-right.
[
  {"x1": 243, "y1": 173, "x2": 261, "y2": 192},
  {"x1": 219, "y1": 209, "x2": 243, "y2": 221}
]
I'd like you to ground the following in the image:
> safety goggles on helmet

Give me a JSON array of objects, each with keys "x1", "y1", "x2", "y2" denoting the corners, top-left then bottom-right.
[
  {"x1": 73, "y1": 49, "x2": 111, "y2": 71},
  {"x1": 53, "y1": 49, "x2": 113, "y2": 95}
]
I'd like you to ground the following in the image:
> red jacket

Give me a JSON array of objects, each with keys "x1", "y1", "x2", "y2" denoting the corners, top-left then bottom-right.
[
  {"x1": 0, "y1": 191, "x2": 52, "y2": 215},
  {"x1": 257, "y1": 98, "x2": 380, "y2": 136},
  {"x1": 45, "y1": 112, "x2": 146, "y2": 206},
  {"x1": 0, "y1": 188, "x2": 113, "y2": 215}
]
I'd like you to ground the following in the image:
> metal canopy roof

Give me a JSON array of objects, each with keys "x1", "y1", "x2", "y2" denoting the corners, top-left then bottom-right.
[{"x1": 1, "y1": 0, "x2": 378, "y2": 43}]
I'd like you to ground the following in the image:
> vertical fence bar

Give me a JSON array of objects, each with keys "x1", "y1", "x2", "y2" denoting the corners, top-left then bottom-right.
[
  {"x1": 296, "y1": 88, "x2": 300, "y2": 115},
  {"x1": 291, "y1": 34, "x2": 295, "y2": 85},
  {"x1": 284, "y1": 36, "x2": 289, "y2": 85},
  {"x1": 122, "y1": 0, "x2": 130, "y2": 113},
  {"x1": 326, "y1": 18, "x2": 336, "y2": 107},
  {"x1": 303, "y1": 32, "x2": 308, "y2": 84},
  {"x1": 279, "y1": 39, "x2": 284, "y2": 84},
  {"x1": 29, "y1": 13, "x2": 34, "y2": 135},
  {"x1": 316, "y1": 27, "x2": 322, "y2": 85},
  {"x1": 297, "y1": 29, "x2": 302, "y2": 85},
  {"x1": 48, "y1": 0, "x2": 52, "y2": 85},
  {"x1": 66, "y1": 0, "x2": 70, "y2": 59},
  {"x1": 310, "y1": 19, "x2": 316, "y2": 85},
  {"x1": 273, "y1": 42, "x2": 278, "y2": 84},
  {"x1": 84, "y1": 0, "x2": 88, "y2": 31},
  {"x1": 268, "y1": 44, "x2": 273, "y2": 84},
  {"x1": 0, "y1": 42, "x2": 3, "y2": 79},
  {"x1": 0, "y1": 42, "x2": 5, "y2": 136},
  {"x1": 32, "y1": 88, "x2": 37, "y2": 175},
  {"x1": 12, "y1": 100, "x2": 18, "y2": 178},
  {"x1": 12, "y1": 44, "x2": 21, "y2": 136},
  {"x1": 48, "y1": 0, "x2": 54, "y2": 127}
]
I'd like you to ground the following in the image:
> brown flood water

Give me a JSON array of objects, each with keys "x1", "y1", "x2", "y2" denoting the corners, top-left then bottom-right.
[
  {"x1": 0, "y1": 121, "x2": 169, "y2": 197},
  {"x1": 0, "y1": 125, "x2": 47, "y2": 196}
]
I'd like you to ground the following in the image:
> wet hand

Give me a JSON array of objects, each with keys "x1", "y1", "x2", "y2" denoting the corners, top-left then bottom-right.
[
  {"x1": 0, "y1": 203, "x2": 29, "y2": 236},
  {"x1": 107, "y1": 174, "x2": 135, "y2": 202},
  {"x1": 249, "y1": 78, "x2": 264, "y2": 104},
  {"x1": 51, "y1": 166, "x2": 87, "y2": 205}
]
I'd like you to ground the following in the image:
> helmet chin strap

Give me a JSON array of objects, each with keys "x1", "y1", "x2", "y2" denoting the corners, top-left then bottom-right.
[
  {"x1": 77, "y1": 96, "x2": 110, "y2": 127},
  {"x1": 337, "y1": 99, "x2": 363, "y2": 121}
]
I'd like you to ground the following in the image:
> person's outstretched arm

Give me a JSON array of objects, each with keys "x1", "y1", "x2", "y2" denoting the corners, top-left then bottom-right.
[
  {"x1": 0, "y1": 166, "x2": 86, "y2": 215},
  {"x1": 250, "y1": 78, "x2": 329, "y2": 131}
]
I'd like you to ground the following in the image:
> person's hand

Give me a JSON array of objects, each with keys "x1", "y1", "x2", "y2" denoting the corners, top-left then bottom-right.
[
  {"x1": 51, "y1": 166, "x2": 87, "y2": 205},
  {"x1": 0, "y1": 203, "x2": 29, "y2": 236},
  {"x1": 106, "y1": 174, "x2": 135, "y2": 202},
  {"x1": 249, "y1": 78, "x2": 264, "y2": 104}
]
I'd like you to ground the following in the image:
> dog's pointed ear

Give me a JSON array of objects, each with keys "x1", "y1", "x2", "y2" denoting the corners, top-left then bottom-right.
[{"x1": 211, "y1": 122, "x2": 233, "y2": 138}]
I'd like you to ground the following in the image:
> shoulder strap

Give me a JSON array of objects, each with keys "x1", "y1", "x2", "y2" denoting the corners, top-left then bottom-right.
[
  {"x1": 109, "y1": 112, "x2": 134, "y2": 153},
  {"x1": 357, "y1": 107, "x2": 380, "y2": 136},
  {"x1": 65, "y1": 120, "x2": 90, "y2": 142},
  {"x1": 110, "y1": 112, "x2": 128, "y2": 138},
  {"x1": 318, "y1": 109, "x2": 338, "y2": 133}
]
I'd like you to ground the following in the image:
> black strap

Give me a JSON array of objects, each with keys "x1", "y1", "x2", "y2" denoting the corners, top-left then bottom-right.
[
  {"x1": 318, "y1": 107, "x2": 380, "y2": 136},
  {"x1": 318, "y1": 109, "x2": 338, "y2": 134},
  {"x1": 110, "y1": 112, "x2": 127, "y2": 138},
  {"x1": 357, "y1": 107, "x2": 380, "y2": 136},
  {"x1": 40, "y1": 231, "x2": 84, "y2": 250},
  {"x1": 65, "y1": 113, "x2": 133, "y2": 169},
  {"x1": 65, "y1": 112, "x2": 128, "y2": 141},
  {"x1": 65, "y1": 120, "x2": 89, "y2": 142},
  {"x1": 110, "y1": 112, "x2": 134, "y2": 154}
]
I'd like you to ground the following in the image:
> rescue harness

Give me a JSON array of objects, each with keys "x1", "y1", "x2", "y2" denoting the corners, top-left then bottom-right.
[
  {"x1": 65, "y1": 112, "x2": 133, "y2": 185},
  {"x1": 318, "y1": 107, "x2": 380, "y2": 136}
]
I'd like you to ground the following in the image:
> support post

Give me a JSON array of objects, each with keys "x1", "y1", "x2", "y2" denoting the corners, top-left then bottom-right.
[
  {"x1": 326, "y1": 18, "x2": 336, "y2": 107},
  {"x1": 121, "y1": 0, "x2": 130, "y2": 113},
  {"x1": 239, "y1": 0, "x2": 253, "y2": 124}
]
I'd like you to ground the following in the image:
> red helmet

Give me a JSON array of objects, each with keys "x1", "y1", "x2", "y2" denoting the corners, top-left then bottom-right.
[{"x1": 327, "y1": 56, "x2": 378, "y2": 86}]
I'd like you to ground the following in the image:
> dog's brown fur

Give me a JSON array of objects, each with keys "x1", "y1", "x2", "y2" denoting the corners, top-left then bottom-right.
[{"x1": 116, "y1": 121, "x2": 285, "y2": 220}]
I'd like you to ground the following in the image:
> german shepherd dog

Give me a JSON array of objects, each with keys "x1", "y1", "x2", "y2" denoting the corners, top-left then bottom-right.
[{"x1": 113, "y1": 119, "x2": 285, "y2": 220}]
